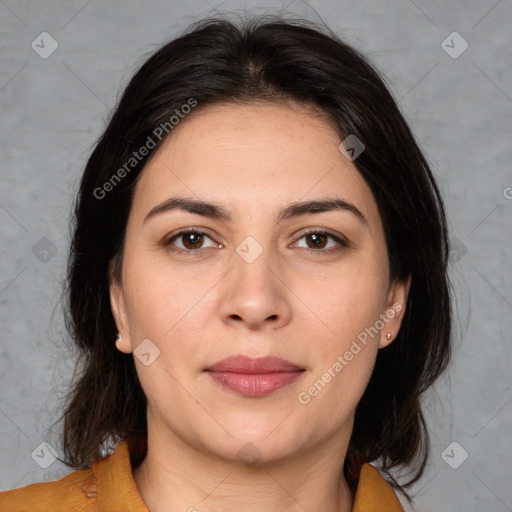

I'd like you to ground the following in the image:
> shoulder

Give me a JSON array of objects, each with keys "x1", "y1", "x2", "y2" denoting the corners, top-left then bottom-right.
[
  {"x1": 0, "y1": 467, "x2": 96, "y2": 512},
  {"x1": 352, "y1": 463, "x2": 404, "y2": 512},
  {"x1": 0, "y1": 436, "x2": 148, "y2": 512}
]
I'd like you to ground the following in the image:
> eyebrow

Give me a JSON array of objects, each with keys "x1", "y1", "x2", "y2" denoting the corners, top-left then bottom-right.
[{"x1": 143, "y1": 196, "x2": 368, "y2": 227}]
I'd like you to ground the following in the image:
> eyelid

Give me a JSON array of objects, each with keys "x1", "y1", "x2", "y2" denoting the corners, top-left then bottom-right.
[
  {"x1": 164, "y1": 228, "x2": 220, "y2": 251},
  {"x1": 290, "y1": 228, "x2": 350, "y2": 252}
]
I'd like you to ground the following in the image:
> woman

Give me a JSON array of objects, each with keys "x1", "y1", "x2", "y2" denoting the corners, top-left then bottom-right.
[{"x1": 0, "y1": 14, "x2": 452, "y2": 512}]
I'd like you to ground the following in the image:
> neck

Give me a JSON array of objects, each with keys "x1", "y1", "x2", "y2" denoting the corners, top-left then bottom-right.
[{"x1": 132, "y1": 416, "x2": 354, "y2": 512}]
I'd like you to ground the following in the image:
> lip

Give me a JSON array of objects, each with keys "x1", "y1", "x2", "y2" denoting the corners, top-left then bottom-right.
[{"x1": 204, "y1": 355, "x2": 305, "y2": 397}]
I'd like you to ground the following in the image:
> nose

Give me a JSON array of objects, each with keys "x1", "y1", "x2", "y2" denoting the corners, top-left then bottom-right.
[{"x1": 218, "y1": 245, "x2": 292, "y2": 331}]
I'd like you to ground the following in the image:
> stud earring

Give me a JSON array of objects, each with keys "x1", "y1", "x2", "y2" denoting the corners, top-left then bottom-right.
[
  {"x1": 386, "y1": 332, "x2": 392, "y2": 340},
  {"x1": 116, "y1": 332, "x2": 122, "y2": 343}
]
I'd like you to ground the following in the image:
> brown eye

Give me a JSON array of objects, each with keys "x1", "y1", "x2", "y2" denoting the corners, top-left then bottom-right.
[
  {"x1": 180, "y1": 232, "x2": 205, "y2": 250},
  {"x1": 305, "y1": 232, "x2": 328, "y2": 249},
  {"x1": 293, "y1": 230, "x2": 349, "y2": 253},
  {"x1": 165, "y1": 230, "x2": 217, "y2": 254}
]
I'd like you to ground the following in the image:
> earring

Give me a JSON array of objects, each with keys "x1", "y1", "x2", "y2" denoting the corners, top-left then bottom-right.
[
  {"x1": 386, "y1": 332, "x2": 392, "y2": 340},
  {"x1": 116, "y1": 332, "x2": 122, "y2": 343}
]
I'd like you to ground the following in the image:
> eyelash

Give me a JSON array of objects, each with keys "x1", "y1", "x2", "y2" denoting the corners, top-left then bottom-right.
[{"x1": 164, "y1": 228, "x2": 349, "y2": 256}]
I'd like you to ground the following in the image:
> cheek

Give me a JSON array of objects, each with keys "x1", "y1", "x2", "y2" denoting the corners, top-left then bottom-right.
[
  {"x1": 291, "y1": 262, "x2": 385, "y2": 414},
  {"x1": 299, "y1": 264, "x2": 387, "y2": 357},
  {"x1": 122, "y1": 252, "x2": 222, "y2": 376},
  {"x1": 121, "y1": 259, "x2": 211, "y2": 400},
  {"x1": 296, "y1": 276, "x2": 381, "y2": 418}
]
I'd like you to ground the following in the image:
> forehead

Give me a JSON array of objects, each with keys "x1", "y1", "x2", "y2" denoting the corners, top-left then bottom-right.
[{"x1": 130, "y1": 101, "x2": 380, "y2": 230}]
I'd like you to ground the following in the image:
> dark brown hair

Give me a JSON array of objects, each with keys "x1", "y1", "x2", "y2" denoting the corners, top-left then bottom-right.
[{"x1": 54, "y1": 14, "x2": 452, "y2": 502}]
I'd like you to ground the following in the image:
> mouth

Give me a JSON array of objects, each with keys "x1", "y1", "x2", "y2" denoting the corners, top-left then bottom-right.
[{"x1": 204, "y1": 355, "x2": 306, "y2": 397}]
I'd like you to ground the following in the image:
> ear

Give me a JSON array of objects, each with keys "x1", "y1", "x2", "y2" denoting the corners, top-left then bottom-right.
[
  {"x1": 379, "y1": 274, "x2": 411, "y2": 349},
  {"x1": 108, "y1": 261, "x2": 133, "y2": 354}
]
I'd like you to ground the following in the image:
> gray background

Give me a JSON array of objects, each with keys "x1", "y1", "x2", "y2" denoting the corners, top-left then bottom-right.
[{"x1": 1, "y1": 1, "x2": 511, "y2": 510}]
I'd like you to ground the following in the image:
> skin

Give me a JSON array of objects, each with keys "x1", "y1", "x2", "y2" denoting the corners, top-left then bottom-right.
[{"x1": 110, "y1": 100, "x2": 411, "y2": 512}]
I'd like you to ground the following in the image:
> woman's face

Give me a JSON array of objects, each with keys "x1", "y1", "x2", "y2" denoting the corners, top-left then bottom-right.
[{"x1": 110, "y1": 101, "x2": 409, "y2": 463}]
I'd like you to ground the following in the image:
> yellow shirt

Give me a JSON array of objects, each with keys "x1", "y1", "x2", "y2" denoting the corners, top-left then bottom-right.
[{"x1": 0, "y1": 435, "x2": 403, "y2": 511}]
